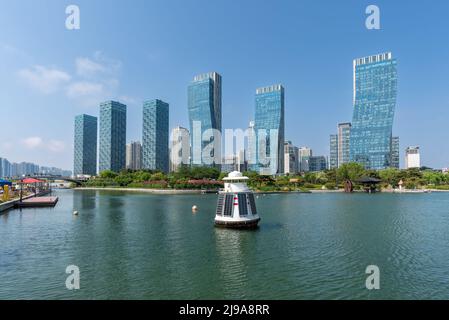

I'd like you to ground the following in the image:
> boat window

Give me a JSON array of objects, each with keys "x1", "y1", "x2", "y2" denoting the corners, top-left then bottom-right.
[
  {"x1": 223, "y1": 195, "x2": 233, "y2": 216},
  {"x1": 248, "y1": 193, "x2": 257, "y2": 215},
  {"x1": 238, "y1": 194, "x2": 248, "y2": 216},
  {"x1": 215, "y1": 194, "x2": 224, "y2": 216}
]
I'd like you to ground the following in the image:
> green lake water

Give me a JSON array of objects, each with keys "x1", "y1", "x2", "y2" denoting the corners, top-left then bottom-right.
[{"x1": 1, "y1": 189, "x2": 449, "y2": 299}]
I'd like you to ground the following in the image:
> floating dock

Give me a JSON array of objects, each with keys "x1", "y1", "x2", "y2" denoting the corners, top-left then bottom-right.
[{"x1": 16, "y1": 196, "x2": 59, "y2": 208}]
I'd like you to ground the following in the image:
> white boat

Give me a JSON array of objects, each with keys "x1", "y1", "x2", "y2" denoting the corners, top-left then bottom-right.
[{"x1": 214, "y1": 171, "x2": 260, "y2": 229}]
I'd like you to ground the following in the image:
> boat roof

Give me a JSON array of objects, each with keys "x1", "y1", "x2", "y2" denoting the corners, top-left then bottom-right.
[{"x1": 223, "y1": 171, "x2": 249, "y2": 181}]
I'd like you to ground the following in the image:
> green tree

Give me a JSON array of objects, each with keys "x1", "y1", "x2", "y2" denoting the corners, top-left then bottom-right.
[
  {"x1": 378, "y1": 168, "x2": 401, "y2": 186},
  {"x1": 100, "y1": 170, "x2": 118, "y2": 179},
  {"x1": 337, "y1": 163, "x2": 366, "y2": 182}
]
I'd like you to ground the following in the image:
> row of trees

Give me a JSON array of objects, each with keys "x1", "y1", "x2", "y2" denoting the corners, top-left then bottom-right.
[
  {"x1": 84, "y1": 166, "x2": 223, "y2": 189},
  {"x1": 81, "y1": 163, "x2": 449, "y2": 191}
]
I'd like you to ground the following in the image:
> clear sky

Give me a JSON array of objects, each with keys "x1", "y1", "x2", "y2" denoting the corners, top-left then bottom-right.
[{"x1": 1, "y1": 0, "x2": 448, "y2": 170}]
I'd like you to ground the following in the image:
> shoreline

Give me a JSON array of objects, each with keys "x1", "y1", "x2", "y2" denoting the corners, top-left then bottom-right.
[{"x1": 73, "y1": 187, "x2": 449, "y2": 194}]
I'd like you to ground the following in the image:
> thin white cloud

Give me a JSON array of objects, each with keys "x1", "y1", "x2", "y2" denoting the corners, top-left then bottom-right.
[
  {"x1": 75, "y1": 57, "x2": 106, "y2": 77},
  {"x1": 20, "y1": 137, "x2": 65, "y2": 153},
  {"x1": 21, "y1": 137, "x2": 43, "y2": 149},
  {"x1": 118, "y1": 95, "x2": 138, "y2": 105},
  {"x1": 17, "y1": 66, "x2": 71, "y2": 94},
  {"x1": 67, "y1": 81, "x2": 104, "y2": 97},
  {"x1": 1, "y1": 141, "x2": 13, "y2": 151},
  {"x1": 47, "y1": 140, "x2": 66, "y2": 153},
  {"x1": 16, "y1": 52, "x2": 133, "y2": 108}
]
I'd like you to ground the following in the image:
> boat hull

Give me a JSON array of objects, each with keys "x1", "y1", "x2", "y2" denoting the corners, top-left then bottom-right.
[{"x1": 214, "y1": 218, "x2": 260, "y2": 229}]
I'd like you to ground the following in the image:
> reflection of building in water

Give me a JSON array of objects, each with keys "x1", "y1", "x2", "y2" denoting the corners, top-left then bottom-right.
[{"x1": 214, "y1": 228, "x2": 247, "y2": 295}]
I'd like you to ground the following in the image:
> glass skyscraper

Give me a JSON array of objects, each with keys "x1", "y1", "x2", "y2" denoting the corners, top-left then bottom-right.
[
  {"x1": 99, "y1": 101, "x2": 127, "y2": 173},
  {"x1": 329, "y1": 134, "x2": 338, "y2": 169},
  {"x1": 350, "y1": 52, "x2": 397, "y2": 170},
  {"x1": 74, "y1": 114, "x2": 98, "y2": 176},
  {"x1": 308, "y1": 156, "x2": 328, "y2": 172},
  {"x1": 188, "y1": 72, "x2": 222, "y2": 168},
  {"x1": 254, "y1": 84, "x2": 285, "y2": 175},
  {"x1": 142, "y1": 99, "x2": 169, "y2": 173}
]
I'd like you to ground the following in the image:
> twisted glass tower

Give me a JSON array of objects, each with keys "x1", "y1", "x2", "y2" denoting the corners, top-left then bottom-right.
[
  {"x1": 350, "y1": 52, "x2": 397, "y2": 170},
  {"x1": 254, "y1": 84, "x2": 285, "y2": 175},
  {"x1": 188, "y1": 72, "x2": 222, "y2": 168}
]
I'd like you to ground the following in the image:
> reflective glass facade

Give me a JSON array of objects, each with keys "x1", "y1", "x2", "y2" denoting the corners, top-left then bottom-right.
[
  {"x1": 350, "y1": 52, "x2": 397, "y2": 170},
  {"x1": 188, "y1": 72, "x2": 222, "y2": 168},
  {"x1": 254, "y1": 85, "x2": 285, "y2": 175},
  {"x1": 74, "y1": 114, "x2": 97, "y2": 176},
  {"x1": 142, "y1": 99, "x2": 169, "y2": 173},
  {"x1": 308, "y1": 156, "x2": 327, "y2": 172},
  {"x1": 99, "y1": 101, "x2": 127, "y2": 173}
]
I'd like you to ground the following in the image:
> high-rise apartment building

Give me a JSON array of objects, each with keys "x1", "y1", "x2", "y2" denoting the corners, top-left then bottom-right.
[
  {"x1": 405, "y1": 146, "x2": 420, "y2": 169},
  {"x1": 298, "y1": 147, "x2": 312, "y2": 172},
  {"x1": 170, "y1": 126, "x2": 190, "y2": 172},
  {"x1": 99, "y1": 101, "x2": 127, "y2": 173},
  {"x1": 284, "y1": 141, "x2": 298, "y2": 174},
  {"x1": 338, "y1": 122, "x2": 351, "y2": 167},
  {"x1": 142, "y1": 99, "x2": 169, "y2": 173},
  {"x1": 74, "y1": 114, "x2": 98, "y2": 176},
  {"x1": 126, "y1": 141, "x2": 142, "y2": 170},
  {"x1": 391, "y1": 136, "x2": 400, "y2": 169},
  {"x1": 329, "y1": 134, "x2": 338, "y2": 169}
]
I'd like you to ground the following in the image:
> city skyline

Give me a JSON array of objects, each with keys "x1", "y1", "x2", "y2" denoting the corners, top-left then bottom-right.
[{"x1": 1, "y1": 1, "x2": 449, "y2": 170}]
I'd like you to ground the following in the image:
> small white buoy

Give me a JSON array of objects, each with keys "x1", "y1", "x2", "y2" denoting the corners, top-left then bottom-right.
[
  {"x1": 192, "y1": 205, "x2": 198, "y2": 212},
  {"x1": 73, "y1": 210, "x2": 79, "y2": 216}
]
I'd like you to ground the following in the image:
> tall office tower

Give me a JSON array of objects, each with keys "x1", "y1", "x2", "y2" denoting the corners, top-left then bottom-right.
[
  {"x1": 391, "y1": 136, "x2": 400, "y2": 169},
  {"x1": 142, "y1": 99, "x2": 169, "y2": 173},
  {"x1": 73, "y1": 114, "x2": 98, "y2": 176},
  {"x1": 405, "y1": 146, "x2": 420, "y2": 169},
  {"x1": 126, "y1": 141, "x2": 142, "y2": 170},
  {"x1": 350, "y1": 52, "x2": 397, "y2": 170},
  {"x1": 254, "y1": 84, "x2": 285, "y2": 175},
  {"x1": 188, "y1": 72, "x2": 222, "y2": 168},
  {"x1": 284, "y1": 141, "x2": 298, "y2": 174},
  {"x1": 170, "y1": 126, "x2": 190, "y2": 172},
  {"x1": 329, "y1": 134, "x2": 338, "y2": 169},
  {"x1": 99, "y1": 101, "x2": 127, "y2": 173},
  {"x1": 308, "y1": 156, "x2": 328, "y2": 172},
  {"x1": 338, "y1": 122, "x2": 351, "y2": 167},
  {"x1": 298, "y1": 147, "x2": 312, "y2": 172}
]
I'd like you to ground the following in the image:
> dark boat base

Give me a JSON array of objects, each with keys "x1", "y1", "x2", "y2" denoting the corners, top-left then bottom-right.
[{"x1": 214, "y1": 218, "x2": 260, "y2": 229}]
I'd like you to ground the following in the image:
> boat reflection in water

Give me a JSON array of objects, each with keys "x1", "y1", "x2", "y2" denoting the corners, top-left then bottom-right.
[{"x1": 215, "y1": 171, "x2": 260, "y2": 229}]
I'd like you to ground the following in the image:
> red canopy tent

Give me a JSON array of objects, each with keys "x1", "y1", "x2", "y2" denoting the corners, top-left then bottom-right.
[
  {"x1": 19, "y1": 178, "x2": 47, "y2": 200},
  {"x1": 21, "y1": 178, "x2": 44, "y2": 184}
]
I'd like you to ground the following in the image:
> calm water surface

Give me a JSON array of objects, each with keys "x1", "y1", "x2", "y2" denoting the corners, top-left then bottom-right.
[{"x1": 1, "y1": 189, "x2": 449, "y2": 299}]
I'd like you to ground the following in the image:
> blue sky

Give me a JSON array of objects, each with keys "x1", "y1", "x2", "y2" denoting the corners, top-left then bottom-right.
[{"x1": 1, "y1": 0, "x2": 448, "y2": 170}]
